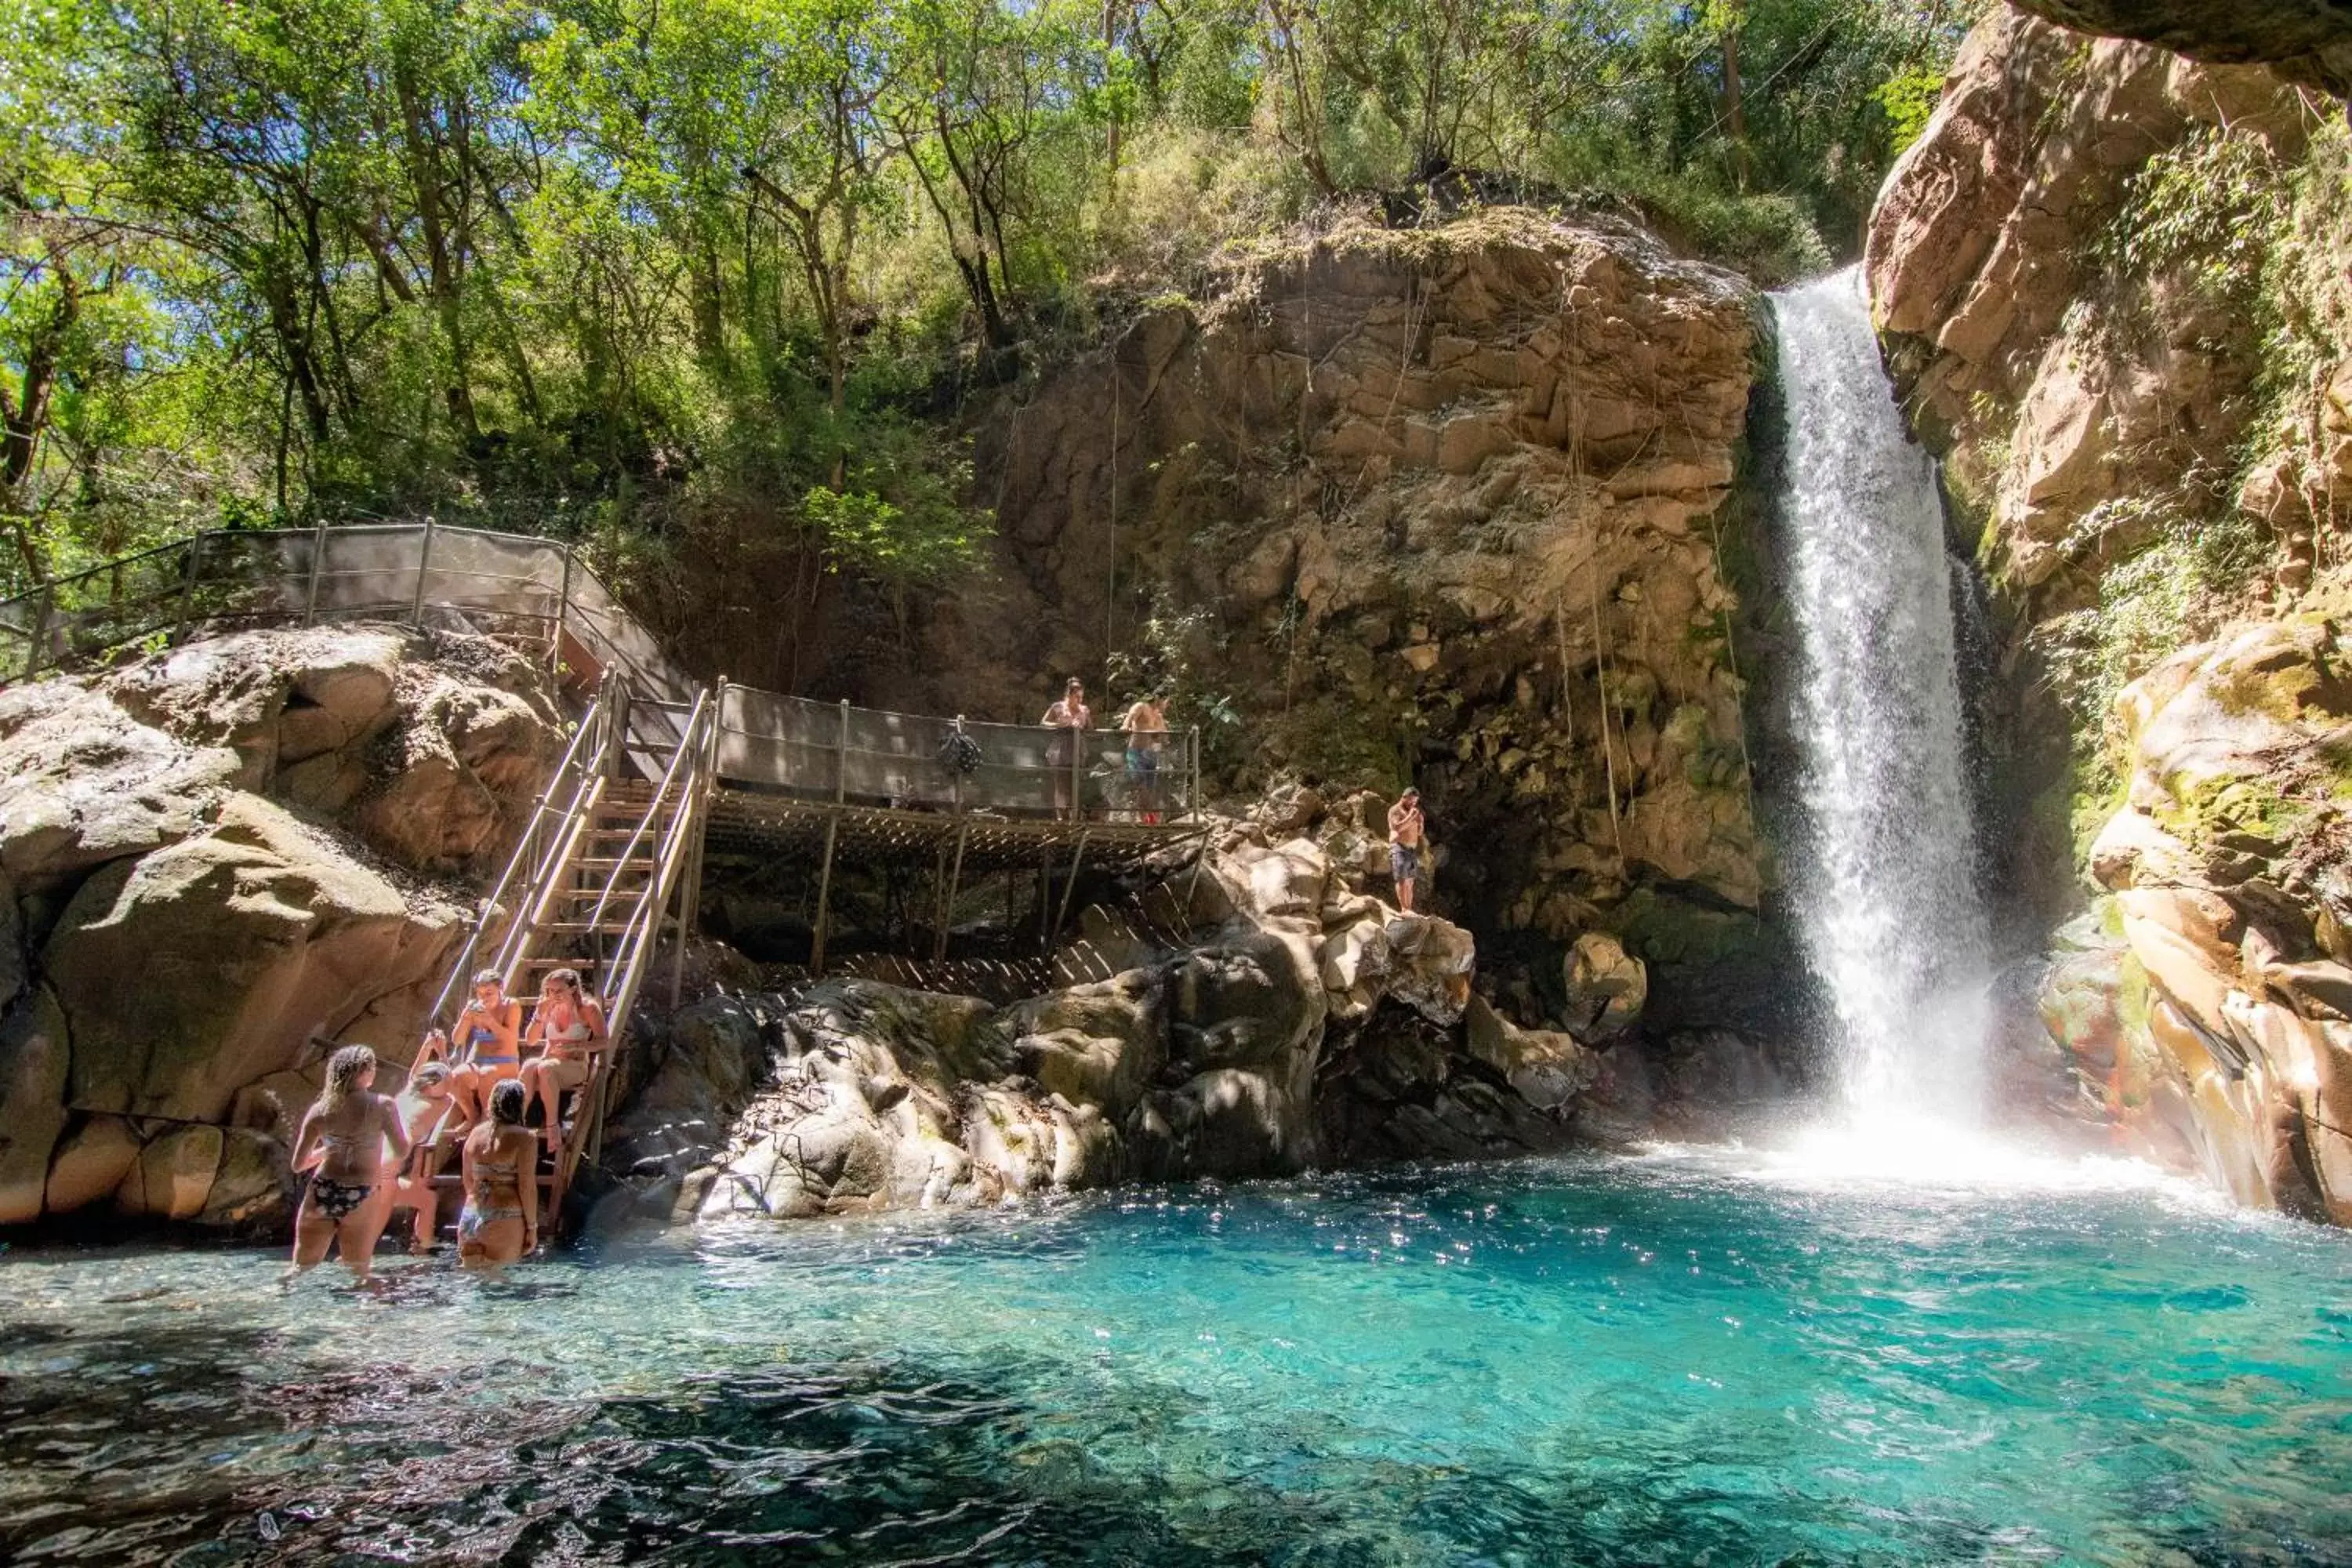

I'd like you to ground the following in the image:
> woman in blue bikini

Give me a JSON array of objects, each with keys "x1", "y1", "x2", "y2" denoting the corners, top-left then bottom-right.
[
  {"x1": 285, "y1": 1044, "x2": 409, "y2": 1284},
  {"x1": 430, "y1": 969, "x2": 521, "y2": 1130},
  {"x1": 459, "y1": 1079, "x2": 539, "y2": 1269}
]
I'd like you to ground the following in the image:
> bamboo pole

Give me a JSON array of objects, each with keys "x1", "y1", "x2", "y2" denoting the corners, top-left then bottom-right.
[
  {"x1": 935, "y1": 823, "x2": 969, "y2": 962},
  {"x1": 810, "y1": 814, "x2": 842, "y2": 978},
  {"x1": 1051, "y1": 829, "x2": 1092, "y2": 950}
]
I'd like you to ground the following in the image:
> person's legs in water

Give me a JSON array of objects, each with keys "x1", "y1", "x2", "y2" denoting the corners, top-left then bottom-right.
[{"x1": 284, "y1": 1185, "x2": 339, "y2": 1282}]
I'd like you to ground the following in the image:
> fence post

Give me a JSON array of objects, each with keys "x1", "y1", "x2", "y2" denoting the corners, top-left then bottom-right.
[
  {"x1": 551, "y1": 546, "x2": 575, "y2": 675},
  {"x1": 410, "y1": 515, "x2": 437, "y2": 627},
  {"x1": 173, "y1": 532, "x2": 209, "y2": 644},
  {"x1": 28, "y1": 577, "x2": 54, "y2": 680},
  {"x1": 836, "y1": 698, "x2": 851, "y2": 802},
  {"x1": 301, "y1": 523, "x2": 328, "y2": 626},
  {"x1": 1071, "y1": 720, "x2": 1086, "y2": 821}
]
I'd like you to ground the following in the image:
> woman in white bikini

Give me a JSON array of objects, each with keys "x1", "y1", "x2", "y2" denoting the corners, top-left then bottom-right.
[
  {"x1": 285, "y1": 1044, "x2": 409, "y2": 1284},
  {"x1": 517, "y1": 967, "x2": 608, "y2": 1157},
  {"x1": 458, "y1": 1078, "x2": 538, "y2": 1269}
]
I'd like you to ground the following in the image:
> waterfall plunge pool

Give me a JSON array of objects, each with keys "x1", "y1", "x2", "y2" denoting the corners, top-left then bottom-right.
[{"x1": 5, "y1": 1145, "x2": 2348, "y2": 1564}]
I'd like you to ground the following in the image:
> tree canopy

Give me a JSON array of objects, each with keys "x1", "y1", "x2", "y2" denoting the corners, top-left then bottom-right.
[{"x1": 1, "y1": 0, "x2": 1978, "y2": 626}]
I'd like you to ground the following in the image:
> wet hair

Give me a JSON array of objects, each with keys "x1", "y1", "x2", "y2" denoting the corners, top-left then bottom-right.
[
  {"x1": 412, "y1": 1061, "x2": 452, "y2": 1090},
  {"x1": 489, "y1": 1079, "x2": 527, "y2": 1127},
  {"x1": 545, "y1": 967, "x2": 582, "y2": 996},
  {"x1": 318, "y1": 1044, "x2": 376, "y2": 1114},
  {"x1": 472, "y1": 967, "x2": 503, "y2": 989}
]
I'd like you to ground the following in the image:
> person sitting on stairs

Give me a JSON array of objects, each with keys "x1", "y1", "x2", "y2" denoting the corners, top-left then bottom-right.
[
  {"x1": 518, "y1": 967, "x2": 608, "y2": 1157},
  {"x1": 385, "y1": 1060, "x2": 462, "y2": 1254}
]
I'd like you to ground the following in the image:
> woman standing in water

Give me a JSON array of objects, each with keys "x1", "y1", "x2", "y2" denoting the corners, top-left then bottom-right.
[
  {"x1": 459, "y1": 1079, "x2": 539, "y2": 1269},
  {"x1": 285, "y1": 1045, "x2": 409, "y2": 1284},
  {"x1": 518, "y1": 967, "x2": 608, "y2": 1157}
]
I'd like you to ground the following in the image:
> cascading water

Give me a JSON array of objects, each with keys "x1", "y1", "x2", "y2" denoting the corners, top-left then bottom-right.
[{"x1": 1772, "y1": 267, "x2": 1991, "y2": 1124}]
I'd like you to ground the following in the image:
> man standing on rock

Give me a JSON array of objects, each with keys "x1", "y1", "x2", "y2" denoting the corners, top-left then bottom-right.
[{"x1": 1388, "y1": 786, "x2": 1425, "y2": 913}]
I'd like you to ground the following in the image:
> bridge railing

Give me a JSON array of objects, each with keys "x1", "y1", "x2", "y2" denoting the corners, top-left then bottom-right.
[
  {"x1": 0, "y1": 521, "x2": 1204, "y2": 822},
  {"x1": 718, "y1": 687, "x2": 1199, "y2": 821}
]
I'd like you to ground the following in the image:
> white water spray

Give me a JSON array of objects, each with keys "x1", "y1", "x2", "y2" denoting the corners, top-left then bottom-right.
[{"x1": 1772, "y1": 268, "x2": 1991, "y2": 1125}]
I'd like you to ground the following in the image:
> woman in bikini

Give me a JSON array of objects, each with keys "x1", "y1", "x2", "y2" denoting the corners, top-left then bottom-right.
[
  {"x1": 285, "y1": 1044, "x2": 409, "y2": 1284},
  {"x1": 439, "y1": 969, "x2": 522, "y2": 1129},
  {"x1": 459, "y1": 1078, "x2": 539, "y2": 1269},
  {"x1": 517, "y1": 967, "x2": 608, "y2": 1157}
]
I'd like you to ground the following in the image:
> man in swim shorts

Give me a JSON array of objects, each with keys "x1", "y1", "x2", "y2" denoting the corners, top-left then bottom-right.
[{"x1": 1388, "y1": 786, "x2": 1425, "y2": 913}]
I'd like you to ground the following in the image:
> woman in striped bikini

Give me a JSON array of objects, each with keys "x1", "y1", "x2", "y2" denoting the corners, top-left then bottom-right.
[{"x1": 458, "y1": 1079, "x2": 538, "y2": 1269}]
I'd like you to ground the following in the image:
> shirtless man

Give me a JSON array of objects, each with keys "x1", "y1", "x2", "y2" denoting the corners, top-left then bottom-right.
[
  {"x1": 1388, "y1": 786, "x2": 1426, "y2": 913},
  {"x1": 1121, "y1": 693, "x2": 1168, "y2": 822}
]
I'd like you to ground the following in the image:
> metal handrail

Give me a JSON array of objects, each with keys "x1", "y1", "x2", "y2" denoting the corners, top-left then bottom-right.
[
  {"x1": 554, "y1": 695, "x2": 716, "y2": 1194},
  {"x1": 419, "y1": 692, "x2": 609, "y2": 1038}
]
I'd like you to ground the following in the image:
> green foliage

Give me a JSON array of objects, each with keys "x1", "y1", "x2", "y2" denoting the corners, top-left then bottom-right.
[
  {"x1": 2032, "y1": 504, "x2": 2270, "y2": 757},
  {"x1": 0, "y1": 0, "x2": 1976, "y2": 666},
  {"x1": 2096, "y1": 128, "x2": 2292, "y2": 299},
  {"x1": 1872, "y1": 64, "x2": 1944, "y2": 154}
]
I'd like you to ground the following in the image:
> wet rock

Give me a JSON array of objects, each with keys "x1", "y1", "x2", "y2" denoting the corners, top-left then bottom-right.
[{"x1": 1562, "y1": 931, "x2": 1647, "y2": 1041}]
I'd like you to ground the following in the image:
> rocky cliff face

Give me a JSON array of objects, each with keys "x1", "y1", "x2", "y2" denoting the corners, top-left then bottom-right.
[
  {"x1": 1870, "y1": 9, "x2": 2352, "y2": 1217},
  {"x1": 0, "y1": 627, "x2": 561, "y2": 1230},
  {"x1": 914, "y1": 206, "x2": 1780, "y2": 1036},
  {"x1": 604, "y1": 789, "x2": 1791, "y2": 1226}
]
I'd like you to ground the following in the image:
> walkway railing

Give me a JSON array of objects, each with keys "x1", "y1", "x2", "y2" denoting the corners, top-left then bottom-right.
[{"x1": 0, "y1": 520, "x2": 1201, "y2": 822}]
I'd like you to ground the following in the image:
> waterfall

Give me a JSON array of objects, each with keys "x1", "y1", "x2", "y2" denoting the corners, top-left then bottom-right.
[{"x1": 1771, "y1": 267, "x2": 1991, "y2": 1123}]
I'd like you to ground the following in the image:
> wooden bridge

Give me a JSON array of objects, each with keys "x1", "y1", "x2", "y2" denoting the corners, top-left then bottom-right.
[{"x1": 0, "y1": 521, "x2": 1208, "y2": 1228}]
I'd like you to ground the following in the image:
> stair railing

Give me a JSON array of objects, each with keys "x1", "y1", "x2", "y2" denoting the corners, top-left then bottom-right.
[
  {"x1": 419, "y1": 687, "x2": 612, "y2": 1045},
  {"x1": 553, "y1": 688, "x2": 717, "y2": 1199}
]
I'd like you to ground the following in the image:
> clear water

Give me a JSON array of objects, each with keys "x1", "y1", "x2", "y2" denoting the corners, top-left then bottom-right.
[
  {"x1": 7, "y1": 1149, "x2": 2350, "y2": 1565},
  {"x1": 1773, "y1": 267, "x2": 1992, "y2": 1119}
]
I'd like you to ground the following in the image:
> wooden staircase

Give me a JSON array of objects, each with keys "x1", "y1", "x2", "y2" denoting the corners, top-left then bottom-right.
[{"x1": 407, "y1": 681, "x2": 718, "y2": 1243}]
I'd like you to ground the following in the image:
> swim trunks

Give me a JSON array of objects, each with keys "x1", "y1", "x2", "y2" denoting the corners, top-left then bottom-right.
[{"x1": 1390, "y1": 843, "x2": 1421, "y2": 883}]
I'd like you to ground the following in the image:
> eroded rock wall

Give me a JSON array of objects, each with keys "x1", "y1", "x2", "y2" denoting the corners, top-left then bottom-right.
[
  {"x1": 0, "y1": 626, "x2": 561, "y2": 1230},
  {"x1": 918, "y1": 206, "x2": 1781, "y2": 1035},
  {"x1": 1870, "y1": 8, "x2": 2352, "y2": 1216},
  {"x1": 605, "y1": 791, "x2": 1793, "y2": 1225}
]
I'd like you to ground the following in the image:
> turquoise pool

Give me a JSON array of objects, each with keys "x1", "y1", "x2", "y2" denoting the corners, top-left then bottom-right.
[{"x1": 4, "y1": 1144, "x2": 2348, "y2": 1563}]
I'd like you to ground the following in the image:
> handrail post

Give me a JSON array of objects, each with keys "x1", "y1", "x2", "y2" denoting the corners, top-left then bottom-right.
[
  {"x1": 1071, "y1": 720, "x2": 1085, "y2": 822},
  {"x1": 410, "y1": 515, "x2": 437, "y2": 627},
  {"x1": 301, "y1": 522, "x2": 328, "y2": 625},
  {"x1": 1189, "y1": 725, "x2": 1202, "y2": 821},
  {"x1": 27, "y1": 577, "x2": 54, "y2": 680},
  {"x1": 836, "y1": 698, "x2": 851, "y2": 802},
  {"x1": 552, "y1": 546, "x2": 575, "y2": 675},
  {"x1": 606, "y1": 672, "x2": 632, "y2": 779},
  {"x1": 173, "y1": 532, "x2": 209, "y2": 644}
]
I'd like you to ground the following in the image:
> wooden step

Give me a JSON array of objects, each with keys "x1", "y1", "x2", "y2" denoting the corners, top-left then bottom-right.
[
  {"x1": 574, "y1": 856, "x2": 662, "y2": 871},
  {"x1": 536, "y1": 920, "x2": 633, "y2": 935}
]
